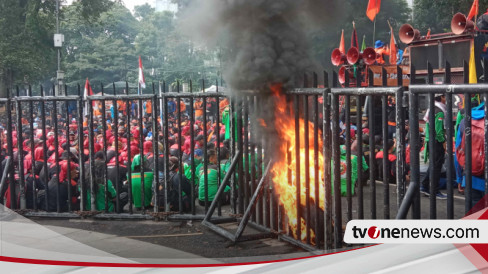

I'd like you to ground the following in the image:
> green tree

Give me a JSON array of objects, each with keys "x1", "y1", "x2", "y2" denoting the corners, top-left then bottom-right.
[
  {"x1": 62, "y1": 2, "x2": 139, "y2": 88},
  {"x1": 135, "y1": 6, "x2": 219, "y2": 91},
  {"x1": 0, "y1": 0, "x2": 118, "y2": 98},
  {"x1": 413, "y1": 0, "x2": 488, "y2": 34}
]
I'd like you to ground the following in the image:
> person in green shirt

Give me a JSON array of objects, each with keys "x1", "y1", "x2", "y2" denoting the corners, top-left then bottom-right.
[
  {"x1": 198, "y1": 149, "x2": 229, "y2": 206},
  {"x1": 184, "y1": 149, "x2": 203, "y2": 188},
  {"x1": 332, "y1": 144, "x2": 369, "y2": 196},
  {"x1": 420, "y1": 94, "x2": 447, "y2": 199},
  {"x1": 85, "y1": 152, "x2": 117, "y2": 212},
  {"x1": 130, "y1": 154, "x2": 154, "y2": 209}
]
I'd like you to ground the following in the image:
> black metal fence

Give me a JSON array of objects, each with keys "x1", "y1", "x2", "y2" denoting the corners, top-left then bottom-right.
[{"x1": 0, "y1": 62, "x2": 487, "y2": 252}]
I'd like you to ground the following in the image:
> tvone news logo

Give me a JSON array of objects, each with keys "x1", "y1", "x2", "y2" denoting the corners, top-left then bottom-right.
[{"x1": 352, "y1": 226, "x2": 380, "y2": 239}]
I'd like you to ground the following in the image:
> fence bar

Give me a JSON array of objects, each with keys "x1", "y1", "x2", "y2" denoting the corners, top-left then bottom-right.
[
  {"x1": 368, "y1": 94, "x2": 376, "y2": 219},
  {"x1": 65, "y1": 86, "x2": 72, "y2": 213},
  {"x1": 485, "y1": 59, "x2": 488, "y2": 208},
  {"x1": 203, "y1": 150, "x2": 241, "y2": 222},
  {"x1": 126, "y1": 87, "x2": 133, "y2": 214},
  {"x1": 162, "y1": 86, "x2": 170, "y2": 213},
  {"x1": 88, "y1": 97, "x2": 96, "y2": 212},
  {"x1": 235, "y1": 161, "x2": 272, "y2": 240},
  {"x1": 151, "y1": 83, "x2": 159, "y2": 213},
  {"x1": 52, "y1": 97, "x2": 61, "y2": 213},
  {"x1": 395, "y1": 66, "x2": 406, "y2": 209},
  {"x1": 293, "y1": 94, "x2": 302, "y2": 242},
  {"x1": 395, "y1": 85, "x2": 406, "y2": 208},
  {"x1": 216, "y1": 90, "x2": 223, "y2": 217},
  {"x1": 15, "y1": 87, "x2": 26, "y2": 209},
  {"x1": 27, "y1": 86, "x2": 36, "y2": 210},
  {"x1": 427, "y1": 62, "x2": 437, "y2": 219},
  {"x1": 410, "y1": 90, "x2": 421, "y2": 219},
  {"x1": 464, "y1": 92, "x2": 472, "y2": 213},
  {"x1": 189, "y1": 81, "x2": 196, "y2": 215},
  {"x1": 445, "y1": 62, "x2": 454, "y2": 219},
  {"x1": 356, "y1": 81, "x2": 364, "y2": 220},
  {"x1": 138, "y1": 98, "x2": 145, "y2": 213},
  {"x1": 303, "y1": 92, "x2": 311, "y2": 245},
  {"x1": 203, "y1": 83, "x2": 209, "y2": 212},
  {"x1": 6, "y1": 89, "x2": 16, "y2": 209},
  {"x1": 111, "y1": 83, "x2": 120, "y2": 213},
  {"x1": 40, "y1": 87, "x2": 49, "y2": 211},
  {"x1": 237, "y1": 100, "x2": 244, "y2": 214},
  {"x1": 101, "y1": 85, "x2": 109, "y2": 213},
  {"x1": 331, "y1": 88, "x2": 342, "y2": 248},
  {"x1": 324, "y1": 73, "x2": 333, "y2": 249},
  {"x1": 256, "y1": 97, "x2": 264, "y2": 226},
  {"x1": 428, "y1": 92, "x2": 436, "y2": 219},
  {"x1": 243, "y1": 97, "x2": 250, "y2": 211}
]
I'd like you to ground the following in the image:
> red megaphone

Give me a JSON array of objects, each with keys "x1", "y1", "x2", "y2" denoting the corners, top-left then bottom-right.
[
  {"x1": 399, "y1": 24, "x2": 420, "y2": 44},
  {"x1": 339, "y1": 66, "x2": 355, "y2": 84},
  {"x1": 331, "y1": 48, "x2": 346, "y2": 66},
  {"x1": 451, "y1": 12, "x2": 475, "y2": 35},
  {"x1": 362, "y1": 47, "x2": 377, "y2": 65},
  {"x1": 347, "y1": 47, "x2": 361, "y2": 65}
]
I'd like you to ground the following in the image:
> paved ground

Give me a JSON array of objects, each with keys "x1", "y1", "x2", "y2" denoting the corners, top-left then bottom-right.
[
  {"x1": 25, "y1": 168, "x2": 468, "y2": 262},
  {"x1": 31, "y1": 218, "x2": 304, "y2": 263}
]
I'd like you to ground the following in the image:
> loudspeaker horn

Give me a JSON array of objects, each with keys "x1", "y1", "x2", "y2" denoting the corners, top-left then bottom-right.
[
  {"x1": 347, "y1": 47, "x2": 361, "y2": 65},
  {"x1": 362, "y1": 47, "x2": 377, "y2": 65},
  {"x1": 451, "y1": 12, "x2": 475, "y2": 35},
  {"x1": 399, "y1": 24, "x2": 421, "y2": 44},
  {"x1": 331, "y1": 48, "x2": 346, "y2": 66}
]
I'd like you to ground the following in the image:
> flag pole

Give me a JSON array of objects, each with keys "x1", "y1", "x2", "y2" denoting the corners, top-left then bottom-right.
[
  {"x1": 373, "y1": 16, "x2": 377, "y2": 45},
  {"x1": 159, "y1": 81, "x2": 163, "y2": 129},
  {"x1": 372, "y1": 0, "x2": 378, "y2": 45}
]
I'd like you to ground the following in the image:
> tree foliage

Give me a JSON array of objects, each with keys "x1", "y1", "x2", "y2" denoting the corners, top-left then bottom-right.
[
  {"x1": 0, "y1": 0, "x2": 118, "y2": 97},
  {"x1": 413, "y1": 0, "x2": 488, "y2": 34},
  {"x1": 0, "y1": 0, "x2": 413, "y2": 97}
]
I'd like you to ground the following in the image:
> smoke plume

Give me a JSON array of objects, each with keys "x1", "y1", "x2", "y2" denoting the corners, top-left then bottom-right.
[{"x1": 180, "y1": 0, "x2": 342, "y2": 92}]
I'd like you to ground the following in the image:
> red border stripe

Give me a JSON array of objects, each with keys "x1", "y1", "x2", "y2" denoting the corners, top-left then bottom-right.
[{"x1": 0, "y1": 245, "x2": 376, "y2": 268}]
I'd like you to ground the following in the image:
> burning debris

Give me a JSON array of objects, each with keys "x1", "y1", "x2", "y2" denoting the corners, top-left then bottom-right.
[{"x1": 181, "y1": 0, "x2": 340, "y2": 243}]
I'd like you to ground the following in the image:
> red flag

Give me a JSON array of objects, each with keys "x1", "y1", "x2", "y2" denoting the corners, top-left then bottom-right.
[
  {"x1": 83, "y1": 78, "x2": 94, "y2": 117},
  {"x1": 467, "y1": 0, "x2": 479, "y2": 20},
  {"x1": 389, "y1": 27, "x2": 397, "y2": 65},
  {"x1": 339, "y1": 29, "x2": 345, "y2": 54},
  {"x1": 426, "y1": 29, "x2": 431, "y2": 39},
  {"x1": 366, "y1": 0, "x2": 381, "y2": 22},
  {"x1": 138, "y1": 56, "x2": 146, "y2": 90},
  {"x1": 84, "y1": 78, "x2": 93, "y2": 98},
  {"x1": 351, "y1": 22, "x2": 359, "y2": 49}
]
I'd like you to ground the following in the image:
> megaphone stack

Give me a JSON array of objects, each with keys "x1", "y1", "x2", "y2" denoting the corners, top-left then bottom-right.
[
  {"x1": 451, "y1": 12, "x2": 474, "y2": 35},
  {"x1": 399, "y1": 24, "x2": 420, "y2": 44}
]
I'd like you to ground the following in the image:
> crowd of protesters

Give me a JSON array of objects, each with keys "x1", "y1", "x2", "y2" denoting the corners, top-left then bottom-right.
[
  {"x1": 338, "y1": 93, "x2": 486, "y2": 212},
  {"x1": 0, "y1": 96, "x2": 234, "y2": 213},
  {"x1": 0, "y1": 90, "x2": 485, "y2": 214}
]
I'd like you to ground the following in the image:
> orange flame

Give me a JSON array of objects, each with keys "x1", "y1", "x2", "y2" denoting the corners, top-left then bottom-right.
[{"x1": 268, "y1": 84, "x2": 325, "y2": 243}]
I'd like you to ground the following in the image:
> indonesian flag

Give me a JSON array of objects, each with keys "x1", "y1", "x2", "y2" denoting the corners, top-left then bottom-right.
[
  {"x1": 366, "y1": 0, "x2": 381, "y2": 22},
  {"x1": 138, "y1": 56, "x2": 146, "y2": 91},
  {"x1": 467, "y1": 0, "x2": 479, "y2": 21},
  {"x1": 83, "y1": 78, "x2": 94, "y2": 117}
]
